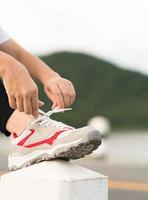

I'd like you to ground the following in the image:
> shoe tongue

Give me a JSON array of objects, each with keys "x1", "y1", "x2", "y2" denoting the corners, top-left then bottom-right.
[{"x1": 22, "y1": 112, "x2": 44, "y2": 132}]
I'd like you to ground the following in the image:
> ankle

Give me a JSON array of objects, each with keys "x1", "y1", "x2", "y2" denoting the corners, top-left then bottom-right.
[{"x1": 6, "y1": 110, "x2": 36, "y2": 136}]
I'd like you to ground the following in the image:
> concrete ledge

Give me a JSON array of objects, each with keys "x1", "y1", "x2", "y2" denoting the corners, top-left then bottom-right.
[{"x1": 0, "y1": 160, "x2": 108, "y2": 200}]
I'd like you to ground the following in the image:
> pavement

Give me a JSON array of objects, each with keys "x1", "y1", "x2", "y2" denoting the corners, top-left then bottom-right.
[
  {"x1": 0, "y1": 131, "x2": 148, "y2": 200},
  {"x1": 74, "y1": 158, "x2": 148, "y2": 200}
]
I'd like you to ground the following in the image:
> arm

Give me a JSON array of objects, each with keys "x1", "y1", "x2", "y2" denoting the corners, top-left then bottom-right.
[
  {"x1": 0, "y1": 40, "x2": 76, "y2": 109},
  {"x1": 0, "y1": 50, "x2": 40, "y2": 116},
  {"x1": 0, "y1": 39, "x2": 58, "y2": 82}
]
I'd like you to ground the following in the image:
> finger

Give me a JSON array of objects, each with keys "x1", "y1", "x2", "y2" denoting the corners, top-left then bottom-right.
[
  {"x1": 23, "y1": 97, "x2": 32, "y2": 115},
  {"x1": 59, "y1": 86, "x2": 69, "y2": 107},
  {"x1": 31, "y1": 96, "x2": 39, "y2": 117},
  {"x1": 38, "y1": 100, "x2": 44, "y2": 107},
  {"x1": 51, "y1": 102, "x2": 58, "y2": 109},
  {"x1": 66, "y1": 82, "x2": 75, "y2": 106},
  {"x1": 8, "y1": 96, "x2": 17, "y2": 109},
  {"x1": 67, "y1": 81, "x2": 76, "y2": 105},
  {"x1": 54, "y1": 86, "x2": 65, "y2": 108},
  {"x1": 57, "y1": 82, "x2": 71, "y2": 108},
  {"x1": 46, "y1": 84, "x2": 65, "y2": 108},
  {"x1": 16, "y1": 97, "x2": 24, "y2": 112}
]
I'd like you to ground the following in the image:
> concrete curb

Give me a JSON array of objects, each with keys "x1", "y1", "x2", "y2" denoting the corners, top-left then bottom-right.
[{"x1": 0, "y1": 160, "x2": 108, "y2": 200}]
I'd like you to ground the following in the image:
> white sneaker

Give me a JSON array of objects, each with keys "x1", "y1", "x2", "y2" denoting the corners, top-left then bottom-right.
[{"x1": 9, "y1": 108, "x2": 102, "y2": 170}]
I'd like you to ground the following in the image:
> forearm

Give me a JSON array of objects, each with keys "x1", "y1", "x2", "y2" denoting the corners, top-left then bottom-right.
[
  {"x1": 0, "y1": 40, "x2": 76, "y2": 109},
  {"x1": 0, "y1": 39, "x2": 59, "y2": 83},
  {"x1": 0, "y1": 51, "x2": 10, "y2": 77},
  {"x1": 17, "y1": 50, "x2": 60, "y2": 83},
  {"x1": 0, "y1": 51, "x2": 27, "y2": 78}
]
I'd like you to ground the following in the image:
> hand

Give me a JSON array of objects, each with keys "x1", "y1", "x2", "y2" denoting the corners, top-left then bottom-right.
[
  {"x1": 44, "y1": 75, "x2": 76, "y2": 109},
  {"x1": 3, "y1": 66, "x2": 41, "y2": 117}
]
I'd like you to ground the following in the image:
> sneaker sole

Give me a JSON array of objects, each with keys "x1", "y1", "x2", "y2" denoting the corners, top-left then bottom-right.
[{"x1": 9, "y1": 130, "x2": 102, "y2": 171}]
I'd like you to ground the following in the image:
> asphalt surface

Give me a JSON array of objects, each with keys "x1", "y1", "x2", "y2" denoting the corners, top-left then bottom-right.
[
  {"x1": 74, "y1": 158, "x2": 148, "y2": 200},
  {"x1": 0, "y1": 132, "x2": 148, "y2": 200}
]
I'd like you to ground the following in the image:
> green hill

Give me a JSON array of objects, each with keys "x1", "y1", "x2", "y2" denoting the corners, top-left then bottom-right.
[{"x1": 38, "y1": 52, "x2": 148, "y2": 129}]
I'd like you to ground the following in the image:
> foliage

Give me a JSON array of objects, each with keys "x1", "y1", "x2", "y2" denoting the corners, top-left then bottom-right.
[{"x1": 38, "y1": 52, "x2": 148, "y2": 129}]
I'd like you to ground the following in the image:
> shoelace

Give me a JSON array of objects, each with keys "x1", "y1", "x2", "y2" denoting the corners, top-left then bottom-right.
[{"x1": 33, "y1": 107, "x2": 74, "y2": 129}]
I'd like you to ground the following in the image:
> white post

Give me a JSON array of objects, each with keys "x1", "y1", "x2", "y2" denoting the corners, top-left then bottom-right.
[{"x1": 0, "y1": 160, "x2": 108, "y2": 200}]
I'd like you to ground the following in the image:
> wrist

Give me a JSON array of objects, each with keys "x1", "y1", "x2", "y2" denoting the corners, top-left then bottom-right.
[
  {"x1": 0, "y1": 52, "x2": 11, "y2": 77},
  {"x1": 0, "y1": 57, "x2": 28, "y2": 79},
  {"x1": 0, "y1": 60, "x2": 16, "y2": 79},
  {"x1": 40, "y1": 70, "x2": 61, "y2": 84}
]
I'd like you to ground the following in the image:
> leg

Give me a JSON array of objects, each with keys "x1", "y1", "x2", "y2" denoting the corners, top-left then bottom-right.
[
  {"x1": 0, "y1": 80, "x2": 35, "y2": 136},
  {"x1": 0, "y1": 80, "x2": 14, "y2": 136},
  {"x1": 6, "y1": 110, "x2": 36, "y2": 136}
]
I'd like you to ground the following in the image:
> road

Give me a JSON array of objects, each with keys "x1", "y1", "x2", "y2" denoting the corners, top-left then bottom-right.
[
  {"x1": 74, "y1": 158, "x2": 148, "y2": 200},
  {"x1": 0, "y1": 132, "x2": 148, "y2": 200}
]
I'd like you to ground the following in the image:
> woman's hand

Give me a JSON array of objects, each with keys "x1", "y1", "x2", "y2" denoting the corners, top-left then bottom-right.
[
  {"x1": 3, "y1": 65, "x2": 41, "y2": 117},
  {"x1": 44, "y1": 75, "x2": 76, "y2": 109}
]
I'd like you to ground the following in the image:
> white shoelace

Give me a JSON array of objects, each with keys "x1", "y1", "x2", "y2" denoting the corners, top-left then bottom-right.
[{"x1": 33, "y1": 107, "x2": 73, "y2": 129}]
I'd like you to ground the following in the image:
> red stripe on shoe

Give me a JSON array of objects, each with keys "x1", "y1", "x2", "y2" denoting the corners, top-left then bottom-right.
[
  {"x1": 12, "y1": 133, "x2": 18, "y2": 139},
  {"x1": 24, "y1": 130, "x2": 66, "y2": 148},
  {"x1": 17, "y1": 129, "x2": 35, "y2": 146}
]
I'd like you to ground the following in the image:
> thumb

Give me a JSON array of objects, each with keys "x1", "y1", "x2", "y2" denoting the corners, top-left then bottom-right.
[
  {"x1": 38, "y1": 100, "x2": 44, "y2": 107},
  {"x1": 51, "y1": 101, "x2": 58, "y2": 110}
]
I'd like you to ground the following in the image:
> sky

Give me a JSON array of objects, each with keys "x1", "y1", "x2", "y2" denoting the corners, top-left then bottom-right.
[{"x1": 0, "y1": 0, "x2": 148, "y2": 74}]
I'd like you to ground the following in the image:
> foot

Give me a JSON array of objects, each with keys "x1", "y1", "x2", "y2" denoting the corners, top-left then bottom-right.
[{"x1": 9, "y1": 108, "x2": 102, "y2": 171}]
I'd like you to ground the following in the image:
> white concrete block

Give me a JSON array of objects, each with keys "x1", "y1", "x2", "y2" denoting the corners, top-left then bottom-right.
[{"x1": 0, "y1": 160, "x2": 108, "y2": 200}]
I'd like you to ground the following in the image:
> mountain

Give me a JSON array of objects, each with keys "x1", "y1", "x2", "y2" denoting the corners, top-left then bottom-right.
[{"x1": 38, "y1": 52, "x2": 148, "y2": 129}]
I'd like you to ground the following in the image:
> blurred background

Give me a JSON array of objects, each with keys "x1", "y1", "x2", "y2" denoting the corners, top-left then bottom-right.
[{"x1": 1, "y1": 0, "x2": 148, "y2": 199}]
